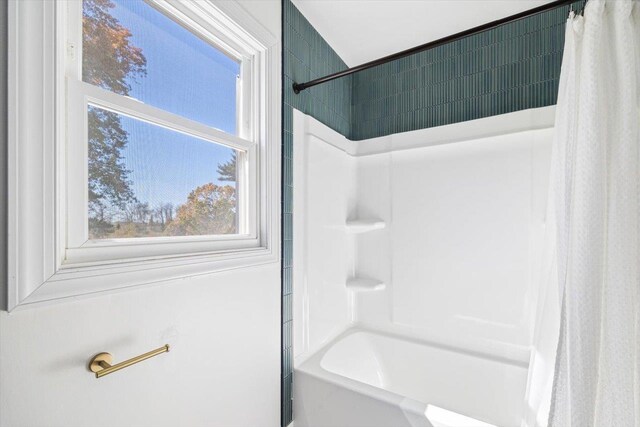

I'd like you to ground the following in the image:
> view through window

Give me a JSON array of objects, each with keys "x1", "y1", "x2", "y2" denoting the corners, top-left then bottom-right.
[{"x1": 82, "y1": 0, "x2": 242, "y2": 239}]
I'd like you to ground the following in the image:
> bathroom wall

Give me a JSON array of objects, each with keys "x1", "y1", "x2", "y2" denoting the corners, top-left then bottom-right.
[
  {"x1": 349, "y1": 4, "x2": 575, "y2": 140},
  {"x1": 282, "y1": 1, "x2": 352, "y2": 423},
  {"x1": 293, "y1": 107, "x2": 555, "y2": 367},
  {"x1": 291, "y1": 110, "x2": 357, "y2": 363},
  {"x1": 286, "y1": 1, "x2": 584, "y2": 141},
  {"x1": 356, "y1": 123, "x2": 554, "y2": 361},
  {"x1": 0, "y1": 2, "x2": 282, "y2": 426},
  {"x1": 283, "y1": 0, "x2": 351, "y2": 137}
]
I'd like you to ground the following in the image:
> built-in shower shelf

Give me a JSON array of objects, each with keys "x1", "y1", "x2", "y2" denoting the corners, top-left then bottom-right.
[
  {"x1": 345, "y1": 219, "x2": 386, "y2": 234},
  {"x1": 346, "y1": 277, "x2": 386, "y2": 291}
]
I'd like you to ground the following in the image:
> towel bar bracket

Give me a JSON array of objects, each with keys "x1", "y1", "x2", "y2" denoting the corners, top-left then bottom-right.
[{"x1": 89, "y1": 352, "x2": 114, "y2": 373}]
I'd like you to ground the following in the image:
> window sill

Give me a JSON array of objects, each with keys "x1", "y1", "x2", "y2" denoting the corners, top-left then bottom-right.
[{"x1": 11, "y1": 246, "x2": 278, "y2": 311}]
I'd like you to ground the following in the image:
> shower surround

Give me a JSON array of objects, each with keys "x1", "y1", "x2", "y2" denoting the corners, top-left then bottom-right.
[{"x1": 291, "y1": 107, "x2": 556, "y2": 426}]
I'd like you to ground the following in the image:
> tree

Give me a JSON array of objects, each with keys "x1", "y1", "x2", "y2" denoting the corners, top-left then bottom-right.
[
  {"x1": 165, "y1": 183, "x2": 237, "y2": 236},
  {"x1": 217, "y1": 152, "x2": 237, "y2": 182},
  {"x1": 87, "y1": 202, "x2": 115, "y2": 238},
  {"x1": 83, "y1": 0, "x2": 146, "y2": 95},
  {"x1": 124, "y1": 201, "x2": 151, "y2": 224},
  {"x1": 83, "y1": 0, "x2": 146, "y2": 233},
  {"x1": 87, "y1": 106, "x2": 136, "y2": 220},
  {"x1": 154, "y1": 203, "x2": 175, "y2": 226}
]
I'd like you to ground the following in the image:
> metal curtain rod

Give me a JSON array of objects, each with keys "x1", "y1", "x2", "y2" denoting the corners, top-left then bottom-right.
[{"x1": 292, "y1": 0, "x2": 579, "y2": 94}]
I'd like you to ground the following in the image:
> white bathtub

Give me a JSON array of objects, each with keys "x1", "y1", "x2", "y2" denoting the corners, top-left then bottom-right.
[{"x1": 294, "y1": 328, "x2": 529, "y2": 427}]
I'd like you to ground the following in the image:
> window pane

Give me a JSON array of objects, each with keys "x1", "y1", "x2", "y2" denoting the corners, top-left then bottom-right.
[
  {"x1": 82, "y1": 0, "x2": 240, "y2": 134},
  {"x1": 88, "y1": 105, "x2": 240, "y2": 240}
]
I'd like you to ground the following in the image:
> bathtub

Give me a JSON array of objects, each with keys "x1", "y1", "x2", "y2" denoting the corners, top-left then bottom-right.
[{"x1": 293, "y1": 328, "x2": 529, "y2": 427}]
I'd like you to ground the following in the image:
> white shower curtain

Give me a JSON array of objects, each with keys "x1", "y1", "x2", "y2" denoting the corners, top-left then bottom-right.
[{"x1": 546, "y1": 1, "x2": 640, "y2": 426}]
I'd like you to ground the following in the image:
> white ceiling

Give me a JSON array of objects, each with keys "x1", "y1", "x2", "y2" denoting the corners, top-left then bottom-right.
[{"x1": 291, "y1": 0, "x2": 558, "y2": 66}]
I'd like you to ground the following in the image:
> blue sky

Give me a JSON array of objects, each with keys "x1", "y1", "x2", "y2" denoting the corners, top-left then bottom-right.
[{"x1": 93, "y1": 0, "x2": 240, "y2": 209}]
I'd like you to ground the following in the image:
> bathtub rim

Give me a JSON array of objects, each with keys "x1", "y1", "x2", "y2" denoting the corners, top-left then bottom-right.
[{"x1": 295, "y1": 324, "x2": 531, "y2": 369}]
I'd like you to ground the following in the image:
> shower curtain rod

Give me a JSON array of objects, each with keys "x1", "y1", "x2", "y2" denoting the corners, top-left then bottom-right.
[{"x1": 292, "y1": 0, "x2": 581, "y2": 94}]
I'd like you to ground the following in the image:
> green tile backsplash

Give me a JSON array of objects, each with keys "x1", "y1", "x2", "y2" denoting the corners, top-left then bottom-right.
[{"x1": 281, "y1": 1, "x2": 584, "y2": 425}]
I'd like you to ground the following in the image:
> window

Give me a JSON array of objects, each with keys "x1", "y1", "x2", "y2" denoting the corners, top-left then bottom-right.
[
  {"x1": 85, "y1": 106, "x2": 241, "y2": 240},
  {"x1": 8, "y1": 0, "x2": 279, "y2": 310},
  {"x1": 68, "y1": 0, "x2": 258, "y2": 256},
  {"x1": 81, "y1": 0, "x2": 242, "y2": 134}
]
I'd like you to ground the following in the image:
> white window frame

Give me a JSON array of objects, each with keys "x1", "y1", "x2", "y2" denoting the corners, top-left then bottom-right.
[{"x1": 7, "y1": 0, "x2": 280, "y2": 311}]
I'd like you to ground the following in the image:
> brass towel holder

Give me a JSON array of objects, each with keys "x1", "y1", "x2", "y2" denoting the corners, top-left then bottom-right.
[{"x1": 89, "y1": 344, "x2": 170, "y2": 378}]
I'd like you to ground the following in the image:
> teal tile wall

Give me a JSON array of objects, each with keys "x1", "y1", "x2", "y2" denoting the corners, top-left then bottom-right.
[
  {"x1": 284, "y1": 1, "x2": 351, "y2": 136},
  {"x1": 350, "y1": 2, "x2": 586, "y2": 140},
  {"x1": 282, "y1": 1, "x2": 351, "y2": 425}
]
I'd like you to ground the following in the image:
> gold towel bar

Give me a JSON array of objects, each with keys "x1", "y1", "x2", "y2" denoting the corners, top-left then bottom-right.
[{"x1": 89, "y1": 344, "x2": 170, "y2": 378}]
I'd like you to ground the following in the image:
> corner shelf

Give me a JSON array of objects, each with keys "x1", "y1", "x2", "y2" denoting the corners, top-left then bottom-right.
[
  {"x1": 345, "y1": 219, "x2": 386, "y2": 234},
  {"x1": 346, "y1": 277, "x2": 386, "y2": 291}
]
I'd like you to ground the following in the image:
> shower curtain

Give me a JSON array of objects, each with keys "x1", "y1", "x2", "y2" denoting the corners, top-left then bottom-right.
[{"x1": 542, "y1": 1, "x2": 640, "y2": 426}]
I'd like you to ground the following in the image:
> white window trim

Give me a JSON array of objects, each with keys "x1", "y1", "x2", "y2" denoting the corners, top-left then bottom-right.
[{"x1": 7, "y1": 0, "x2": 280, "y2": 311}]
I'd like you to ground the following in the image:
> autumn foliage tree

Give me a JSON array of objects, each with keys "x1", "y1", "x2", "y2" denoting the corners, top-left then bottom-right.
[
  {"x1": 83, "y1": 0, "x2": 146, "y2": 237},
  {"x1": 165, "y1": 183, "x2": 237, "y2": 235}
]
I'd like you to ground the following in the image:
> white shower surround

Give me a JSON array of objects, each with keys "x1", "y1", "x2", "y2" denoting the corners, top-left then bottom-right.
[{"x1": 292, "y1": 107, "x2": 557, "y2": 426}]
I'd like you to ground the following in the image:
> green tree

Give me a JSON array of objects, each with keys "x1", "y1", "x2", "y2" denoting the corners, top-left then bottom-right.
[
  {"x1": 217, "y1": 151, "x2": 237, "y2": 182},
  {"x1": 83, "y1": 0, "x2": 146, "y2": 236},
  {"x1": 165, "y1": 183, "x2": 237, "y2": 236}
]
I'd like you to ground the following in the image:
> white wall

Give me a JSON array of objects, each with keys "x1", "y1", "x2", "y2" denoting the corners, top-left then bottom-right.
[
  {"x1": 292, "y1": 111, "x2": 357, "y2": 362},
  {"x1": 0, "y1": 266, "x2": 281, "y2": 427},
  {"x1": 0, "y1": 2, "x2": 282, "y2": 426},
  {"x1": 294, "y1": 109, "x2": 554, "y2": 365},
  {"x1": 384, "y1": 130, "x2": 551, "y2": 357},
  {"x1": 355, "y1": 129, "x2": 552, "y2": 363}
]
